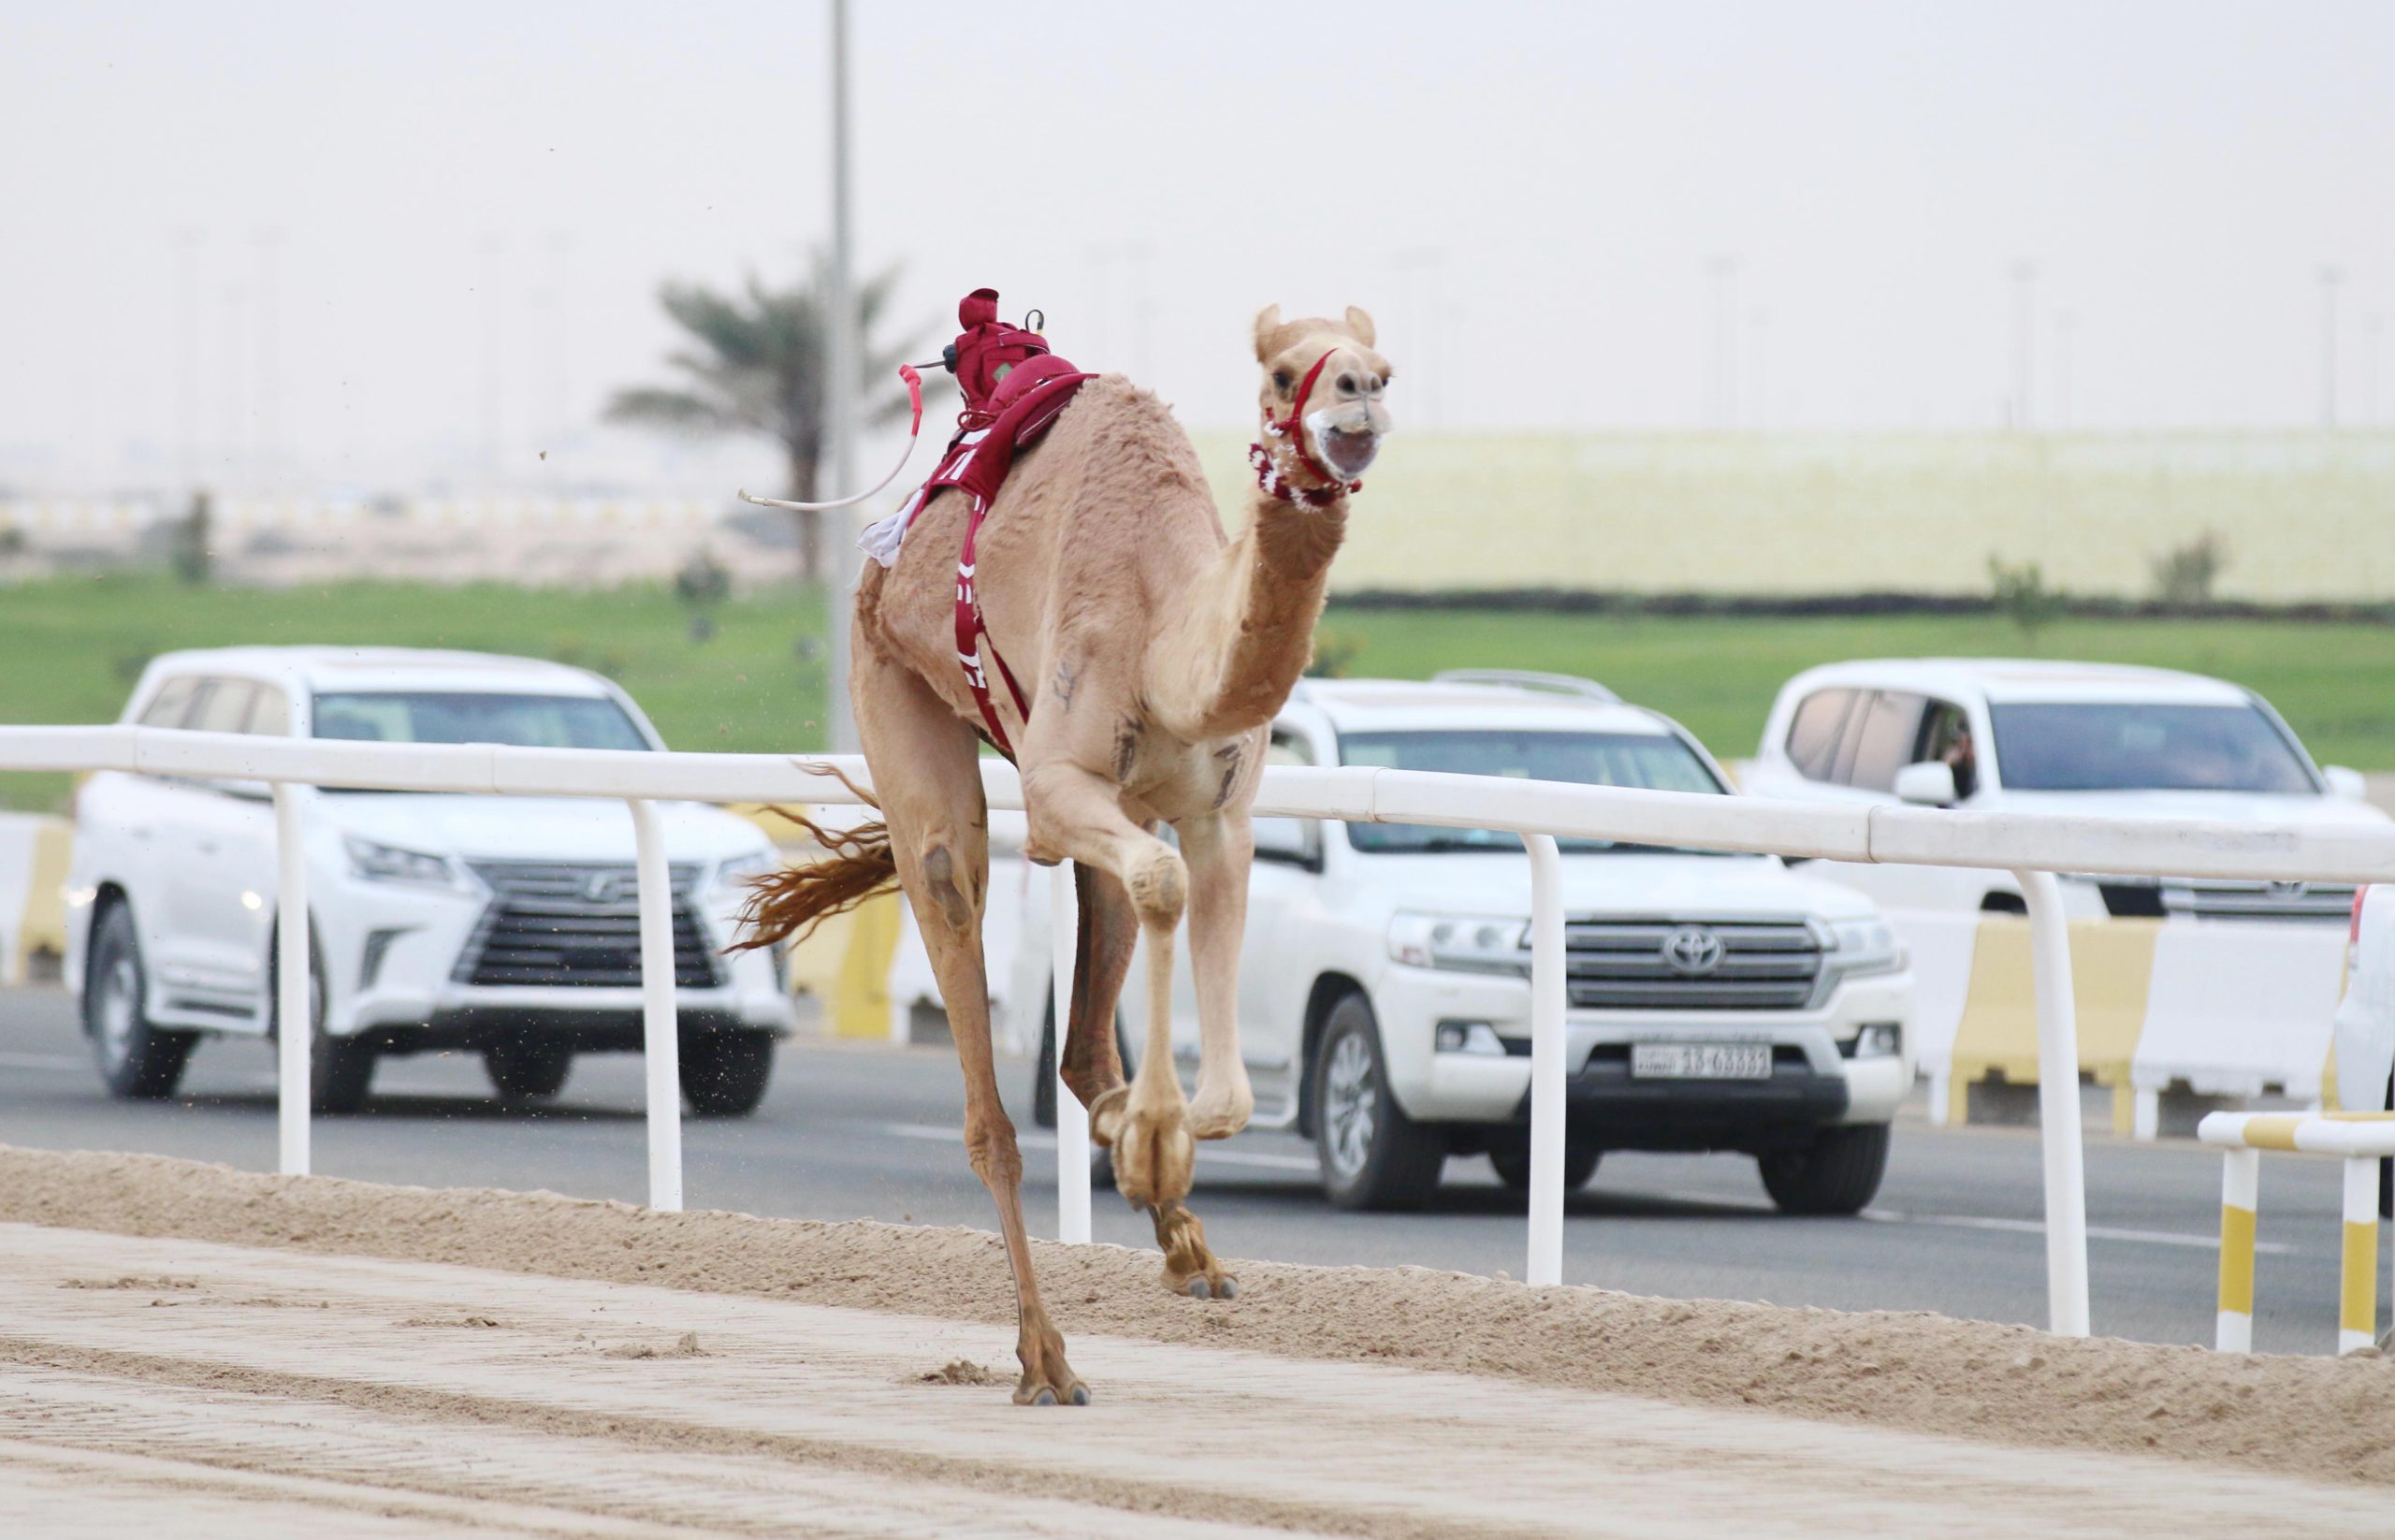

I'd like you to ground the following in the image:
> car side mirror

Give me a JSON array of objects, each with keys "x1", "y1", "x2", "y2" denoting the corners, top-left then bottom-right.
[
  {"x1": 2323, "y1": 764, "x2": 2369, "y2": 802},
  {"x1": 1894, "y1": 760, "x2": 1959, "y2": 807}
]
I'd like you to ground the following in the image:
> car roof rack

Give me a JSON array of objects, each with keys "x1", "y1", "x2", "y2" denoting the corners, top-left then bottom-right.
[{"x1": 1430, "y1": 668, "x2": 1620, "y2": 704}]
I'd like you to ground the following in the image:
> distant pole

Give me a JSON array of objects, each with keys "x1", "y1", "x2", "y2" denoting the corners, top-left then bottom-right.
[
  {"x1": 2366, "y1": 313, "x2": 2383, "y2": 427},
  {"x1": 479, "y1": 233, "x2": 503, "y2": 473},
  {"x1": 1705, "y1": 255, "x2": 1739, "y2": 429},
  {"x1": 2010, "y1": 260, "x2": 2038, "y2": 430},
  {"x1": 171, "y1": 229, "x2": 204, "y2": 489},
  {"x1": 254, "y1": 228, "x2": 283, "y2": 489},
  {"x1": 2054, "y1": 309, "x2": 2075, "y2": 430},
  {"x1": 825, "y1": 0, "x2": 860, "y2": 753},
  {"x1": 2319, "y1": 265, "x2": 2343, "y2": 430}
]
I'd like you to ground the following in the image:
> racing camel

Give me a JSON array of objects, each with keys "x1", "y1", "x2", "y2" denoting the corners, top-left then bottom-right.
[{"x1": 739, "y1": 295, "x2": 1393, "y2": 1403}]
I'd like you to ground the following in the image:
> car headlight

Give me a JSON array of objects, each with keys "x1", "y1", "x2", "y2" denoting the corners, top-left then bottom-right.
[
  {"x1": 1388, "y1": 912, "x2": 1531, "y2": 975},
  {"x1": 713, "y1": 850, "x2": 779, "y2": 890},
  {"x1": 1826, "y1": 917, "x2": 1905, "y2": 976},
  {"x1": 343, "y1": 835, "x2": 456, "y2": 887}
]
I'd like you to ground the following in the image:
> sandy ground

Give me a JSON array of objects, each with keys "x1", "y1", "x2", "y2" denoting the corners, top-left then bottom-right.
[{"x1": 5, "y1": 1144, "x2": 2394, "y2": 1534}]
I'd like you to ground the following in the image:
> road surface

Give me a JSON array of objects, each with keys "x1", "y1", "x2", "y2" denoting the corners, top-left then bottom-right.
[{"x1": 0, "y1": 985, "x2": 2374, "y2": 1354}]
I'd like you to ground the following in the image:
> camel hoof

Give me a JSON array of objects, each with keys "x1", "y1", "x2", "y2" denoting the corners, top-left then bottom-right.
[
  {"x1": 1031, "y1": 1387, "x2": 1059, "y2": 1407},
  {"x1": 1186, "y1": 1277, "x2": 1211, "y2": 1300},
  {"x1": 1070, "y1": 1384, "x2": 1092, "y2": 1406},
  {"x1": 1217, "y1": 1277, "x2": 1239, "y2": 1300}
]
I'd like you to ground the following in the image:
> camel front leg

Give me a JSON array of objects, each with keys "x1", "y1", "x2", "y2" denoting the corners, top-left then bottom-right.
[{"x1": 1176, "y1": 809, "x2": 1255, "y2": 1141}]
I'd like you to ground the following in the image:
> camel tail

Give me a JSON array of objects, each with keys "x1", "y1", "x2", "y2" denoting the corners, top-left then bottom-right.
[{"x1": 726, "y1": 811, "x2": 900, "y2": 952}]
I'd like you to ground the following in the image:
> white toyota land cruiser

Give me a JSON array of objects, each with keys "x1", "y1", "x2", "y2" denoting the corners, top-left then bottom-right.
[{"x1": 1024, "y1": 673, "x2": 1918, "y2": 1213}]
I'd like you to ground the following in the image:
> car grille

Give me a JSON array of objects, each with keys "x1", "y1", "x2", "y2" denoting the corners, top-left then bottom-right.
[
  {"x1": 455, "y1": 861, "x2": 721, "y2": 989},
  {"x1": 1563, "y1": 918, "x2": 1822, "y2": 1011},
  {"x1": 2096, "y1": 879, "x2": 2357, "y2": 924}
]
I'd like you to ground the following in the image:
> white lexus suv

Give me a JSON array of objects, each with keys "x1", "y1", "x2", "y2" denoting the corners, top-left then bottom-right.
[
  {"x1": 65, "y1": 647, "x2": 791, "y2": 1114},
  {"x1": 1023, "y1": 673, "x2": 1918, "y2": 1213}
]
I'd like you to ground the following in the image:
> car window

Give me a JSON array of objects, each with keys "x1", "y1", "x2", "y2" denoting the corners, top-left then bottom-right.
[
  {"x1": 1989, "y1": 702, "x2": 2318, "y2": 794},
  {"x1": 243, "y1": 682, "x2": 292, "y2": 736},
  {"x1": 1783, "y1": 690, "x2": 1854, "y2": 780},
  {"x1": 1337, "y1": 729, "x2": 1729, "y2": 855},
  {"x1": 1845, "y1": 691, "x2": 1928, "y2": 792},
  {"x1": 137, "y1": 676, "x2": 199, "y2": 728},
  {"x1": 1255, "y1": 728, "x2": 1317, "y2": 863},
  {"x1": 1919, "y1": 698, "x2": 1978, "y2": 797},
  {"x1": 188, "y1": 678, "x2": 256, "y2": 734},
  {"x1": 311, "y1": 690, "x2": 651, "y2": 750}
]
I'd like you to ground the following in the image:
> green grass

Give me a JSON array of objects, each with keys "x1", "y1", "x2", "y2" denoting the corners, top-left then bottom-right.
[
  {"x1": 4, "y1": 575, "x2": 2391, "y2": 813},
  {"x1": 0, "y1": 574, "x2": 831, "y2": 813}
]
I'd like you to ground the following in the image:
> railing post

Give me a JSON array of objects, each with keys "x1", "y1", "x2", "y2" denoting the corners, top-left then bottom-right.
[
  {"x1": 1052, "y1": 864, "x2": 1091, "y2": 1243},
  {"x1": 2340, "y1": 1155, "x2": 2379, "y2": 1356},
  {"x1": 272, "y1": 782, "x2": 310, "y2": 1177},
  {"x1": 2215, "y1": 1146, "x2": 2258, "y2": 1351},
  {"x1": 629, "y1": 798, "x2": 684, "y2": 1213},
  {"x1": 2014, "y1": 867, "x2": 2090, "y2": 1336},
  {"x1": 1525, "y1": 833, "x2": 1566, "y2": 1287}
]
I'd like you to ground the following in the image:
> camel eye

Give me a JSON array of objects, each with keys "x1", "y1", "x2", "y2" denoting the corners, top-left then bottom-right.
[{"x1": 1272, "y1": 370, "x2": 1294, "y2": 393}]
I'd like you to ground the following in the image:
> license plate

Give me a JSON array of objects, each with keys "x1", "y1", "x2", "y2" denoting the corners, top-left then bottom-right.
[{"x1": 1630, "y1": 1042, "x2": 1772, "y2": 1080}]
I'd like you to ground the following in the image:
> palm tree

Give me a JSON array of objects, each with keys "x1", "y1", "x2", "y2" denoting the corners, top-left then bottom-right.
[{"x1": 607, "y1": 257, "x2": 935, "y2": 583}]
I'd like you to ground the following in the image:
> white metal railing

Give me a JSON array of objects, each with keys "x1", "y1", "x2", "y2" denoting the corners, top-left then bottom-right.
[{"x1": 11, "y1": 724, "x2": 2395, "y2": 1338}]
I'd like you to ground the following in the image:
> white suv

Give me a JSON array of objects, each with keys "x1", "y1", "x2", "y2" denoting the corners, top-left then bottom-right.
[
  {"x1": 1023, "y1": 674, "x2": 1917, "y2": 1213},
  {"x1": 65, "y1": 647, "x2": 792, "y2": 1115},
  {"x1": 1741, "y1": 659, "x2": 2387, "y2": 922}
]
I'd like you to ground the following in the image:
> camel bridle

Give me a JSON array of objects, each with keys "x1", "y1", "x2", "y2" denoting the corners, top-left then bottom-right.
[{"x1": 1249, "y1": 349, "x2": 1364, "y2": 508}]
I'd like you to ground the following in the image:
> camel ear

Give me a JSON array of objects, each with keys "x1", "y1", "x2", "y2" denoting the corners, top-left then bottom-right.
[
  {"x1": 1343, "y1": 306, "x2": 1376, "y2": 348},
  {"x1": 1252, "y1": 304, "x2": 1283, "y2": 362}
]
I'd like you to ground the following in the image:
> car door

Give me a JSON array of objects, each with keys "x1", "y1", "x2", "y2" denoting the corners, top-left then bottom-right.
[
  {"x1": 1233, "y1": 725, "x2": 1327, "y2": 1122},
  {"x1": 159, "y1": 676, "x2": 278, "y2": 1011}
]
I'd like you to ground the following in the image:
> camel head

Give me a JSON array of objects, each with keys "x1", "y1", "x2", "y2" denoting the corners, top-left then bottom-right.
[{"x1": 1252, "y1": 304, "x2": 1393, "y2": 486}]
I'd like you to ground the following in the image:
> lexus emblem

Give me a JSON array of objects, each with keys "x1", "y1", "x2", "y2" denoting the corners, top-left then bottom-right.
[
  {"x1": 1661, "y1": 925, "x2": 1725, "y2": 977},
  {"x1": 583, "y1": 872, "x2": 626, "y2": 905}
]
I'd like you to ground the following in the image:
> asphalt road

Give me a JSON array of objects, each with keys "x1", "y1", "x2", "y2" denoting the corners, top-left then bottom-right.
[{"x1": 2, "y1": 985, "x2": 2379, "y2": 1356}]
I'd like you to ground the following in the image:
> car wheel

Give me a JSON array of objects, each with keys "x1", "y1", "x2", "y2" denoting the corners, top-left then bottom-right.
[
  {"x1": 82, "y1": 903, "x2": 196, "y2": 1100},
  {"x1": 1758, "y1": 1123, "x2": 1891, "y2": 1215},
  {"x1": 270, "y1": 933, "x2": 374, "y2": 1115},
  {"x1": 1314, "y1": 993, "x2": 1445, "y2": 1211},
  {"x1": 1031, "y1": 995, "x2": 1134, "y2": 1131},
  {"x1": 484, "y1": 1035, "x2": 574, "y2": 1101},
  {"x1": 681, "y1": 1029, "x2": 776, "y2": 1117},
  {"x1": 1488, "y1": 1139, "x2": 1601, "y2": 1193}
]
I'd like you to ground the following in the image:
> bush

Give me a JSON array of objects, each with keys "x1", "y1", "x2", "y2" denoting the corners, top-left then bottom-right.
[
  {"x1": 169, "y1": 492, "x2": 213, "y2": 586},
  {"x1": 1307, "y1": 629, "x2": 1364, "y2": 678},
  {"x1": 2149, "y1": 530, "x2": 2228, "y2": 607},
  {"x1": 1987, "y1": 554, "x2": 2062, "y2": 646}
]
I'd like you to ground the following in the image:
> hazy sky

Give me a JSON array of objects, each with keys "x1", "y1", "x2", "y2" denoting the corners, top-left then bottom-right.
[{"x1": 4, "y1": 1, "x2": 2390, "y2": 494}]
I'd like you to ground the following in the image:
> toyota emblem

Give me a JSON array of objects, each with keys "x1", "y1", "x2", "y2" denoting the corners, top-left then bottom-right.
[
  {"x1": 1661, "y1": 925, "x2": 1725, "y2": 977},
  {"x1": 583, "y1": 872, "x2": 624, "y2": 904}
]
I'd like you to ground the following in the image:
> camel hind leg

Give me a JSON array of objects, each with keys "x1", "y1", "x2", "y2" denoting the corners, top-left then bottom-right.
[
  {"x1": 1057, "y1": 861, "x2": 1134, "y2": 1112},
  {"x1": 854, "y1": 646, "x2": 1084, "y2": 1405}
]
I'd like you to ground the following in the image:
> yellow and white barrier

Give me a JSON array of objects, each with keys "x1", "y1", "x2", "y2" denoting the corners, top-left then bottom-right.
[
  {"x1": 1910, "y1": 911, "x2": 2348, "y2": 1136},
  {"x1": 2199, "y1": 1111, "x2": 2395, "y2": 1355},
  {"x1": 0, "y1": 813, "x2": 72, "y2": 986}
]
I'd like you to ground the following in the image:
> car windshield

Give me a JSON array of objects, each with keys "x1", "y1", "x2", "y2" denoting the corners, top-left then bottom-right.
[
  {"x1": 312, "y1": 692, "x2": 651, "y2": 752},
  {"x1": 1989, "y1": 702, "x2": 2317, "y2": 794},
  {"x1": 1338, "y1": 729, "x2": 1727, "y2": 854}
]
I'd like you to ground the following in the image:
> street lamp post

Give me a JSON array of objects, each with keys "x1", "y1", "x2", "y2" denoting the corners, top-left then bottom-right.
[{"x1": 825, "y1": 0, "x2": 860, "y2": 753}]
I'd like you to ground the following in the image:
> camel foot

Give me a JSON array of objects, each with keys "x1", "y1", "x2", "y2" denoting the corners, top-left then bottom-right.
[
  {"x1": 1188, "y1": 1074, "x2": 1254, "y2": 1141},
  {"x1": 1086, "y1": 1084, "x2": 1131, "y2": 1148},
  {"x1": 1150, "y1": 1200, "x2": 1238, "y2": 1301},
  {"x1": 1111, "y1": 1100, "x2": 1195, "y2": 1209},
  {"x1": 1014, "y1": 1323, "x2": 1089, "y2": 1408}
]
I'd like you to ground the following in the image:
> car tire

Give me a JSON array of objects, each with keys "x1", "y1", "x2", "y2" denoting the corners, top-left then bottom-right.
[
  {"x1": 484, "y1": 1036, "x2": 573, "y2": 1101},
  {"x1": 1488, "y1": 1140, "x2": 1601, "y2": 1193},
  {"x1": 1314, "y1": 993, "x2": 1445, "y2": 1212},
  {"x1": 1758, "y1": 1123, "x2": 1891, "y2": 1215},
  {"x1": 269, "y1": 931, "x2": 375, "y2": 1115},
  {"x1": 83, "y1": 903, "x2": 197, "y2": 1100},
  {"x1": 681, "y1": 1029, "x2": 775, "y2": 1117},
  {"x1": 1031, "y1": 995, "x2": 1134, "y2": 1131}
]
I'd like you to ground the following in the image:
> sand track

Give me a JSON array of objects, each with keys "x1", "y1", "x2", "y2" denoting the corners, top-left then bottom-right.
[{"x1": 3, "y1": 1146, "x2": 2392, "y2": 1535}]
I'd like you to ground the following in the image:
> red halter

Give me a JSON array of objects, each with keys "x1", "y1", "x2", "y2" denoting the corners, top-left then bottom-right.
[{"x1": 1249, "y1": 349, "x2": 1361, "y2": 507}]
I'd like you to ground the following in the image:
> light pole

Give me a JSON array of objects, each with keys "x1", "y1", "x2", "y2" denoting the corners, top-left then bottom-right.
[
  {"x1": 825, "y1": 0, "x2": 860, "y2": 753},
  {"x1": 1706, "y1": 254, "x2": 1739, "y2": 429},
  {"x1": 2319, "y1": 265, "x2": 2343, "y2": 430},
  {"x1": 2010, "y1": 260, "x2": 2038, "y2": 430}
]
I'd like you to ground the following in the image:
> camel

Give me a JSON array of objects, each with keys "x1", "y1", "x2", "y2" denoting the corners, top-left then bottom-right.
[{"x1": 742, "y1": 302, "x2": 1392, "y2": 1405}]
